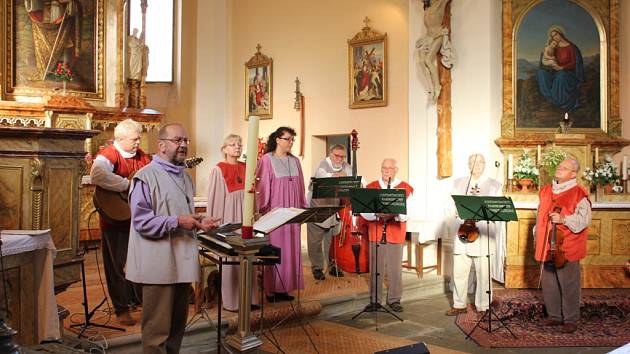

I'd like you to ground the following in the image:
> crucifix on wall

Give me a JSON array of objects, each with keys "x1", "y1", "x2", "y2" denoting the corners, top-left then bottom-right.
[{"x1": 416, "y1": 0, "x2": 453, "y2": 177}]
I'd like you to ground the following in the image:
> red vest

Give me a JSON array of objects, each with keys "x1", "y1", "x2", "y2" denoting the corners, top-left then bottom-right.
[
  {"x1": 364, "y1": 180, "x2": 414, "y2": 244},
  {"x1": 217, "y1": 161, "x2": 246, "y2": 192},
  {"x1": 534, "y1": 183, "x2": 590, "y2": 262},
  {"x1": 97, "y1": 145, "x2": 151, "y2": 178}
]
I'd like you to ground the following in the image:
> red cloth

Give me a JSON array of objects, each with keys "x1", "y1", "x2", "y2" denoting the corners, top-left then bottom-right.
[
  {"x1": 556, "y1": 45, "x2": 577, "y2": 70},
  {"x1": 534, "y1": 184, "x2": 590, "y2": 262},
  {"x1": 97, "y1": 145, "x2": 151, "y2": 178},
  {"x1": 217, "y1": 161, "x2": 246, "y2": 193},
  {"x1": 363, "y1": 180, "x2": 414, "y2": 244}
]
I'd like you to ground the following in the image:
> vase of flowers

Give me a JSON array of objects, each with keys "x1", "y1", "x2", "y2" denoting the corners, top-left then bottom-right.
[
  {"x1": 514, "y1": 149, "x2": 539, "y2": 192},
  {"x1": 541, "y1": 148, "x2": 567, "y2": 185},
  {"x1": 52, "y1": 63, "x2": 73, "y2": 94},
  {"x1": 583, "y1": 155, "x2": 620, "y2": 201}
]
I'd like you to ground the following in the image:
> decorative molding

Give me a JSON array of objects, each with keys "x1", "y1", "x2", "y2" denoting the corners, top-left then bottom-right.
[{"x1": 30, "y1": 158, "x2": 44, "y2": 230}]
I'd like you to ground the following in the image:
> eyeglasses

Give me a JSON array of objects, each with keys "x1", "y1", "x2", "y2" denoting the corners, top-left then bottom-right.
[
  {"x1": 332, "y1": 153, "x2": 346, "y2": 159},
  {"x1": 160, "y1": 137, "x2": 191, "y2": 146},
  {"x1": 278, "y1": 136, "x2": 295, "y2": 142},
  {"x1": 381, "y1": 166, "x2": 397, "y2": 170},
  {"x1": 226, "y1": 143, "x2": 242, "y2": 148}
]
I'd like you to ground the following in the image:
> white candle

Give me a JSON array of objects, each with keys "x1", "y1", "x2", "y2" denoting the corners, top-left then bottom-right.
[
  {"x1": 537, "y1": 145, "x2": 541, "y2": 165},
  {"x1": 595, "y1": 148, "x2": 599, "y2": 164},
  {"x1": 242, "y1": 116, "x2": 260, "y2": 231},
  {"x1": 623, "y1": 155, "x2": 628, "y2": 180},
  {"x1": 508, "y1": 154, "x2": 513, "y2": 179}
]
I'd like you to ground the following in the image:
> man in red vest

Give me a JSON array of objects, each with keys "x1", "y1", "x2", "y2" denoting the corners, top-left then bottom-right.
[
  {"x1": 90, "y1": 119, "x2": 151, "y2": 326},
  {"x1": 361, "y1": 158, "x2": 413, "y2": 313},
  {"x1": 534, "y1": 158, "x2": 591, "y2": 334}
]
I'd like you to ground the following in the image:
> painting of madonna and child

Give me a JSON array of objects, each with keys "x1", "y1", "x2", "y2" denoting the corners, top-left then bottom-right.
[{"x1": 516, "y1": 0, "x2": 601, "y2": 129}]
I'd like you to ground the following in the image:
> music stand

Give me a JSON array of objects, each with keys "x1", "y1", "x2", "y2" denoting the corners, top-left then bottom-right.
[
  {"x1": 349, "y1": 188, "x2": 406, "y2": 326},
  {"x1": 451, "y1": 195, "x2": 518, "y2": 339},
  {"x1": 312, "y1": 176, "x2": 363, "y2": 278}
]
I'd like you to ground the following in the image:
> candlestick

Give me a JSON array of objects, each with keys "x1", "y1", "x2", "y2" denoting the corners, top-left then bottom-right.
[
  {"x1": 242, "y1": 116, "x2": 260, "y2": 237},
  {"x1": 594, "y1": 148, "x2": 599, "y2": 164},
  {"x1": 623, "y1": 155, "x2": 628, "y2": 181},
  {"x1": 508, "y1": 154, "x2": 513, "y2": 180},
  {"x1": 537, "y1": 145, "x2": 541, "y2": 166}
]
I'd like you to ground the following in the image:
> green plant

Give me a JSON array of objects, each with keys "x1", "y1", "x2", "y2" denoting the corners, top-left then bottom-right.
[
  {"x1": 582, "y1": 155, "x2": 620, "y2": 186},
  {"x1": 541, "y1": 148, "x2": 567, "y2": 177},
  {"x1": 52, "y1": 63, "x2": 73, "y2": 82},
  {"x1": 514, "y1": 149, "x2": 539, "y2": 185}
]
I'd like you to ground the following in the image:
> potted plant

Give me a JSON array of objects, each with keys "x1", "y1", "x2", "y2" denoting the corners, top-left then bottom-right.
[
  {"x1": 513, "y1": 149, "x2": 539, "y2": 192},
  {"x1": 52, "y1": 62, "x2": 73, "y2": 94},
  {"x1": 541, "y1": 148, "x2": 567, "y2": 184},
  {"x1": 582, "y1": 155, "x2": 620, "y2": 200}
]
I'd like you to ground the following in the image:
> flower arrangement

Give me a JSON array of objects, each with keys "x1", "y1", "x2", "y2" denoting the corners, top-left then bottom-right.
[
  {"x1": 52, "y1": 63, "x2": 73, "y2": 82},
  {"x1": 513, "y1": 149, "x2": 539, "y2": 185},
  {"x1": 582, "y1": 155, "x2": 620, "y2": 186},
  {"x1": 541, "y1": 148, "x2": 567, "y2": 177}
]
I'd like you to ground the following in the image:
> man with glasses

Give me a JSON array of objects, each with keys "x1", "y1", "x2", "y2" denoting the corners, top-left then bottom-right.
[
  {"x1": 307, "y1": 144, "x2": 352, "y2": 280},
  {"x1": 360, "y1": 158, "x2": 413, "y2": 313},
  {"x1": 126, "y1": 123, "x2": 219, "y2": 353},
  {"x1": 534, "y1": 158, "x2": 591, "y2": 334},
  {"x1": 90, "y1": 118, "x2": 150, "y2": 326}
]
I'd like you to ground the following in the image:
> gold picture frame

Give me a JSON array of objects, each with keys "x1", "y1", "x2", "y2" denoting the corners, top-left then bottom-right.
[
  {"x1": 1, "y1": 0, "x2": 105, "y2": 100},
  {"x1": 501, "y1": 0, "x2": 619, "y2": 137},
  {"x1": 348, "y1": 18, "x2": 387, "y2": 109},
  {"x1": 245, "y1": 44, "x2": 272, "y2": 120}
]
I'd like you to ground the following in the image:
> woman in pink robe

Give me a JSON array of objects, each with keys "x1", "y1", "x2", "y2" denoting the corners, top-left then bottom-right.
[
  {"x1": 256, "y1": 127, "x2": 308, "y2": 302},
  {"x1": 207, "y1": 134, "x2": 259, "y2": 311}
]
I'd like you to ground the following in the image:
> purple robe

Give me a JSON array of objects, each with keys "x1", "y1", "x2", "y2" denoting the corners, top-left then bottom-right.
[{"x1": 256, "y1": 153, "x2": 308, "y2": 294}]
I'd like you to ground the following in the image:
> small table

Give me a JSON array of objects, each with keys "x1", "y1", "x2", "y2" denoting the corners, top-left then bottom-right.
[{"x1": 1, "y1": 229, "x2": 60, "y2": 344}]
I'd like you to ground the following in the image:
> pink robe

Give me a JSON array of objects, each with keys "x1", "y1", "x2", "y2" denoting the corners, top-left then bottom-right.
[
  {"x1": 207, "y1": 162, "x2": 259, "y2": 310},
  {"x1": 256, "y1": 153, "x2": 308, "y2": 294}
]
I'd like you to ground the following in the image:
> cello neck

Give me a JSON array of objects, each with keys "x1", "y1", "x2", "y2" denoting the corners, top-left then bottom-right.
[{"x1": 352, "y1": 149, "x2": 357, "y2": 177}]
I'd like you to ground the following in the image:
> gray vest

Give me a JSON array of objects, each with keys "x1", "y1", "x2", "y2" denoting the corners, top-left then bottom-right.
[{"x1": 126, "y1": 163, "x2": 199, "y2": 284}]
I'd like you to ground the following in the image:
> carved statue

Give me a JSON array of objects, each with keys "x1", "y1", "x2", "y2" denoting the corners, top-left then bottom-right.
[
  {"x1": 127, "y1": 28, "x2": 146, "y2": 81},
  {"x1": 416, "y1": 0, "x2": 453, "y2": 102}
]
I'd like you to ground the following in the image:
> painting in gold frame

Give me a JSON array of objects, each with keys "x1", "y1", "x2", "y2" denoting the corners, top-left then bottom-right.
[
  {"x1": 501, "y1": 0, "x2": 619, "y2": 137},
  {"x1": 245, "y1": 45, "x2": 272, "y2": 120},
  {"x1": 348, "y1": 22, "x2": 387, "y2": 109},
  {"x1": 2, "y1": 0, "x2": 105, "y2": 100}
]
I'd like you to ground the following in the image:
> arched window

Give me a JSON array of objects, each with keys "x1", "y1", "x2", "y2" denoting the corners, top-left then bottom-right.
[{"x1": 129, "y1": 0, "x2": 174, "y2": 83}]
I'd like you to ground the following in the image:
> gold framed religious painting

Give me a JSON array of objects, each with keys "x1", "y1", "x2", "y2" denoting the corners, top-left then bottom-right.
[
  {"x1": 245, "y1": 45, "x2": 272, "y2": 120},
  {"x1": 1, "y1": 0, "x2": 105, "y2": 100},
  {"x1": 348, "y1": 19, "x2": 387, "y2": 109},
  {"x1": 502, "y1": 0, "x2": 620, "y2": 136}
]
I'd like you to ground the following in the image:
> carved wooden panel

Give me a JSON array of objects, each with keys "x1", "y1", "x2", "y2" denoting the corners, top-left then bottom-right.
[
  {"x1": 517, "y1": 218, "x2": 535, "y2": 256},
  {"x1": 587, "y1": 219, "x2": 601, "y2": 255},
  {"x1": 611, "y1": 219, "x2": 630, "y2": 255},
  {"x1": 46, "y1": 167, "x2": 75, "y2": 253},
  {"x1": 0, "y1": 165, "x2": 24, "y2": 230},
  {"x1": 2, "y1": 253, "x2": 36, "y2": 345}
]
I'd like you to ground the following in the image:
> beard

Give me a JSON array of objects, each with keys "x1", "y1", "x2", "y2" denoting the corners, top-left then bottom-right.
[{"x1": 170, "y1": 147, "x2": 188, "y2": 165}]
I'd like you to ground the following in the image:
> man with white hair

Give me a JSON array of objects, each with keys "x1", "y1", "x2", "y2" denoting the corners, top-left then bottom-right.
[
  {"x1": 361, "y1": 158, "x2": 413, "y2": 313},
  {"x1": 90, "y1": 118, "x2": 151, "y2": 326},
  {"x1": 446, "y1": 153, "x2": 503, "y2": 316},
  {"x1": 534, "y1": 158, "x2": 591, "y2": 334}
]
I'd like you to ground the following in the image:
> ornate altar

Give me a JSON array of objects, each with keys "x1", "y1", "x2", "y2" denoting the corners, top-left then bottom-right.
[
  {"x1": 497, "y1": 0, "x2": 629, "y2": 288},
  {"x1": 0, "y1": 126, "x2": 99, "y2": 293}
]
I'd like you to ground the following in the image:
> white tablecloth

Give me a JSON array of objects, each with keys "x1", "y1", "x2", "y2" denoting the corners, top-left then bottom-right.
[{"x1": 1, "y1": 229, "x2": 60, "y2": 342}]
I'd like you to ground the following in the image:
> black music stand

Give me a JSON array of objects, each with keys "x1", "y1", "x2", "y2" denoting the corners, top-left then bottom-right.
[
  {"x1": 312, "y1": 176, "x2": 363, "y2": 278},
  {"x1": 349, "y1": 188, "x2": 406, "y2": 327},
  {"x1": 70, "y1": 255, "x2": 125, "y2": 338},
  {"x1": 451, "y1": 195, "x2": 518, "y2": 339}
]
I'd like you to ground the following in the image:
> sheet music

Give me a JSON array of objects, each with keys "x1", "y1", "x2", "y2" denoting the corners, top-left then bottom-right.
[{"x1": 254, "y1": 207, "x2": 306, "y2": 234}]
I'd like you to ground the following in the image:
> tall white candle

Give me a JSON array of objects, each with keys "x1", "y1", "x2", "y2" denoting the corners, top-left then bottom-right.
[
  {"x1": 537, "y1": 145, "x2": 541, "y2": 165},
  {"x1": 595, "y1": 148, "x2": 599, "y2": 164},
  {"x1": 623, "y1": 155, "x2": 628, "y2": 180},
  {"x1": 508, "y1": 154, "x2": 514, "y2": 179},
  {"x1": 242, "y1": 116, "x2": 260, "y2": 229}
]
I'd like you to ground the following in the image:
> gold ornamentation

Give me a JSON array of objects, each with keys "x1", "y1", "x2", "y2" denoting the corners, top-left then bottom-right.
[{"x1": 30, "y1": 158, "x2": 44, "y2": 230}]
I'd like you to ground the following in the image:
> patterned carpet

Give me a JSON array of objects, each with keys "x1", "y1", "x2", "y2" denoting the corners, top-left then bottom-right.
[{"x1": 455, "y1": 288, "x2": 630, "y2": 348}]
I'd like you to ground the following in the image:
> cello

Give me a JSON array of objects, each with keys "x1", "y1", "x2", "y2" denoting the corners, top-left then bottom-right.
[{"x1": 330, "y1": 130, "x2": 369, "y2": 274}]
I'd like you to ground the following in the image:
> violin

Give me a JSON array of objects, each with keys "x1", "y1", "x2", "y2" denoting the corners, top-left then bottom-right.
[
  {"x1": 457, "y1": 156, "x2": 481, "y2": 243},
  {"x1": 546, "y1": 206, "x2": 567, "y2": 269}
]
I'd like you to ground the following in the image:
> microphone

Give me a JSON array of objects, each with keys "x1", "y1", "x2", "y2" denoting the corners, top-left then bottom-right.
[{"x1": 387, "y1": 177, "x2": 391, "y2": 189}]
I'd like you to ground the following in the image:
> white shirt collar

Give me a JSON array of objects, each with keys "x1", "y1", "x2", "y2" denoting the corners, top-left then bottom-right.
[
  {"x1": 325, "y1": 157, "x2": 343, "y2": 172},
  {"x1": 379, "y1": 178, "x2": 401, "y2": 189},
  {"x1": 114, "y1": 141, "x2": 136, "y2": 159},
  {"x1": 552, "y1": 178, "x2": 577, "y2": 194}
]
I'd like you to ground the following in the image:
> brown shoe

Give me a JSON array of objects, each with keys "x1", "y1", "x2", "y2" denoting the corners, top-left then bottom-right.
[
  {"x1": 561, "y1": 322, "x2": 578, "y2": 333},
  {"x1": 445, "y1": 307, "x2": 467, "y2": 316},
  {"x1": 116, "y1": 311, "x2": 136, "y2": 326},
  {"x1": 540, "y1": 318, "x2": 562, "y2": 326}
]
